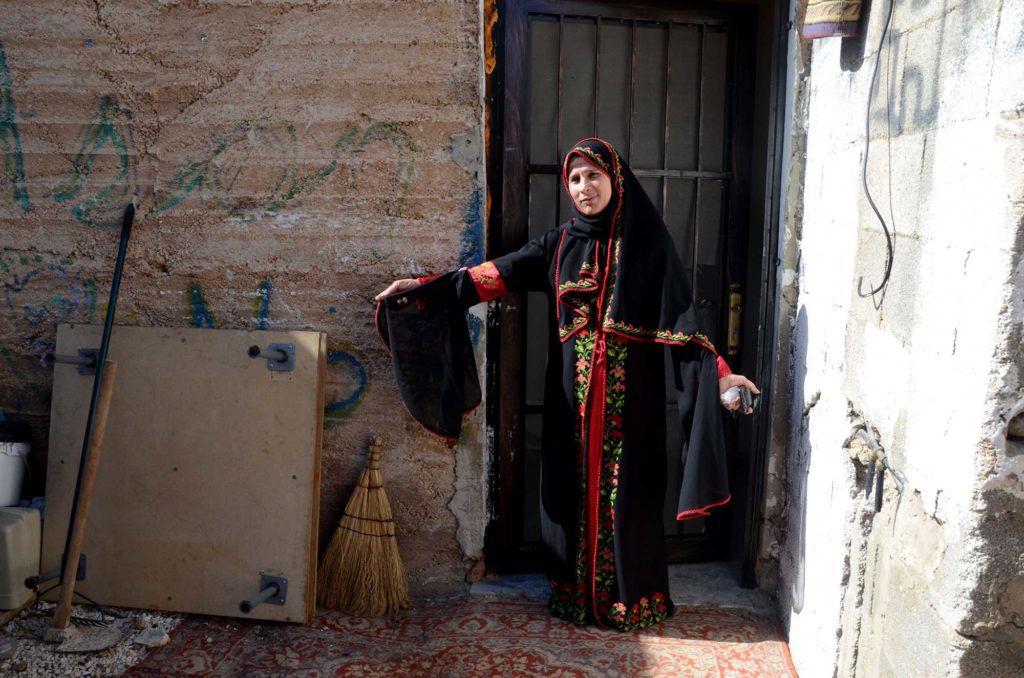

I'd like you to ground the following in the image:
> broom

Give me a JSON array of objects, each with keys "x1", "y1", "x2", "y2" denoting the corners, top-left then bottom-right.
[{"x1": 317, "y1": 436, "x2": 410, "y2": 616}]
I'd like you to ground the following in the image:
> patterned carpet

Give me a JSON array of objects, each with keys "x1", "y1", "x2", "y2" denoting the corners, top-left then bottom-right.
[{"x1": 128, "y1": 598, "x2": 796, "y2": 677}]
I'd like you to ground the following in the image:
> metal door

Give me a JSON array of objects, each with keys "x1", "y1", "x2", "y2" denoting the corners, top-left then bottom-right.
[{"x1": 489, "y1": 0, "x2": 756, "y2": 568}]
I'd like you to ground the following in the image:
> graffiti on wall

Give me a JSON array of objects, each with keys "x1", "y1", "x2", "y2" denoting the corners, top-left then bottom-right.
[
  {"x1": 0, "y1": 42, "x2": 29, "y2": 213},
  {"x1": 0, "y1": 250, "x2": 98, "y2": 413},
  {"x1": 52, "y1": 96, "x2": 139, "y2": 228},
  {"x1": 1, "y1": 39, "x2": 417, "y2": 257},
  {"x1": 151, "y1": 120, "x2": 416, "y2": 261},
  {"x1": 0, "y1": 40, "x2": 447, "y2": 423},
  {"x1": 460, "y1": 187, "x2": 485, "y2": 347},
  {"x1": 183, "y1": 280, "x2": 368, "y2": 422},
  {"x1": 324, "y1": 345, "x2": 368, "y2": 425}
]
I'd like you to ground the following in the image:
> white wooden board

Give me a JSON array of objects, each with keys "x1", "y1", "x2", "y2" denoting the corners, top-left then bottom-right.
[{"x1": 42, "y1": 324, "x2": 325, "y2": 622}]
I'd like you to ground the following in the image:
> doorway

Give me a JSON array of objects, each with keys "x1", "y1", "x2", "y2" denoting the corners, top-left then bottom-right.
[{"x1": 485, "y1": 0, "x2": 777, "y2": 579}]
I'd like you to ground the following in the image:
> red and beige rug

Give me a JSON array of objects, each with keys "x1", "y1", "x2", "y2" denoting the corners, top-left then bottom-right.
[{"x1": 129, "y1": 598, "x2": 796, "y2": 677}]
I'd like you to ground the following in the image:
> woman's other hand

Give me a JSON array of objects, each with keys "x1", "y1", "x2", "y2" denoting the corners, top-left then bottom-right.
[
  {"x1": 375, "y1": 278, "x2": 420, "y2": 301},
  {"x1": 719, "y1": 373, "x2": 760, "y2": 414}
]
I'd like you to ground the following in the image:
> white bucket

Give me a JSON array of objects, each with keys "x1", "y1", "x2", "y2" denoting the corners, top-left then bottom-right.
[{"x1": 0, "y1": 443, "x2": 29, "y2": 507}]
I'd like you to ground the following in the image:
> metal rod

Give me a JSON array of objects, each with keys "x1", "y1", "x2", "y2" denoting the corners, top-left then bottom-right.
[
  {"x1": 692, "y1": 25, "x2": 706, "y2": 295},
  {"x1": 45, "y1": 353, "x2": 95, "y2": 368},
  {"x1": 865, "y1": 459, "x2": 876, "y2": 498},
  {"x1": 239, "y1": 582, "x2": 280, "y2": 614},
  {"x1": 527, "y1": 163, "x2": 729, "y2": 180},
  {"x1": 594, "y1": 16, "x2": 601, "y2": 135},
  {"x1": 662, "y1": 21, "x2": 673, "y2": 217},
  {"x1": 58, "y1": 204, "x2": 133, "y2": 588},
  {"x1": 556, "y1": 14, "x2": 564, "y2": 159},
  {"x1": 248, "y1": 345, "x2": 288, "y2": 363},
  {"x1": 628, "y1": 20, "x2": 637, "y2": 161}
]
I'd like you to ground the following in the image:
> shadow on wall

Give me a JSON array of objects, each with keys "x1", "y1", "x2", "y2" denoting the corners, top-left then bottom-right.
[{"x1": 784, "y1": 306, "x2": 811, "y2": 618}]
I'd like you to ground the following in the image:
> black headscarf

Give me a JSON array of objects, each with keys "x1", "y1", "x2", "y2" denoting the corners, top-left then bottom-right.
[{"x1": 558, "y1": 138, "x2": 710, "y2": 350}]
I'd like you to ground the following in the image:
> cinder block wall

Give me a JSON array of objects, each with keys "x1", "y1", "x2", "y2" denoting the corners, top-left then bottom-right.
[
  {"x1": 0, "y1": 1, "x2": 487, "y2": 594},
  {"x1": 776, "y1": 0, "x2": 1024, "y2": 675}
]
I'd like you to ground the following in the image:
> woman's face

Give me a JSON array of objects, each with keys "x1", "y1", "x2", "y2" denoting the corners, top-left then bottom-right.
[{"x1": 567, "y1": 156, "x2": 613, "y2": 216}]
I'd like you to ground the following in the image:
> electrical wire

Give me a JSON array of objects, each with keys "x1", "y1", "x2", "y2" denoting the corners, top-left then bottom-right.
[{"x1": 857, "y1": 0, "x2": 898, "y2": 301}]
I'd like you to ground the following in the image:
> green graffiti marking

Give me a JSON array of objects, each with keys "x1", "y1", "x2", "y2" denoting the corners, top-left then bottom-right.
[
  {"x1": 52, "y1": 96, "x2": 137, "y2": 227},
  {"x1": 154, "y1": 121, "x2": 298, "y2": 219},
  {"x1": 153, "y1": 121, "x2": 415, "y2": 259},
  {"x1": 0, "y1": 42, "x2": 29, "y2": 212}
]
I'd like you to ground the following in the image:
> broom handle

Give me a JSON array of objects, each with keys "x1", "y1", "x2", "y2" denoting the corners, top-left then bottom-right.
[{"x1": 50, "y1": 360, "x2": 117, "y2": 632}]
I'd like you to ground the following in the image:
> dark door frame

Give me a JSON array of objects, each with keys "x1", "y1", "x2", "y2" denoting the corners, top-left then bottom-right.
[{"x1": 484, "y1": 0, "x2": 791, "y2": 587}]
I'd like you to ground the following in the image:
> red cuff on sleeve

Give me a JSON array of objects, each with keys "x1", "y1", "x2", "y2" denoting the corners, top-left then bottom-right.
[
  {"x1": 416, "y1": 273, "x2": 443, "y2": 286},
  {"x1": 467, "y1": 261, "x2": 508, "y2": 302},
  {"x1": 716, "y1": 355, "x2": 732, "y2": 379}
]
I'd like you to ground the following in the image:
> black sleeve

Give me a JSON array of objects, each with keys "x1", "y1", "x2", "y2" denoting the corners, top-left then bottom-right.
[
  {"x1": 671, "y1": 343, "x2": 730, "y2": 520},
  {"x1": 452, "y1": 228, "x2": 562, "y2": 306}
]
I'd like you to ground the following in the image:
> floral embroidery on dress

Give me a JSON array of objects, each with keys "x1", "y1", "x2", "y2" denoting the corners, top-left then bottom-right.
[
  {"x1": 592, "y1": 338, "x2": 627, "y2": 622},
  {"x1": 610, "y1": 592, "x2": 672, "y2": 632},
  {"x1": 548, "y1": 326, "x2": 670, "y2": 632},
  {"x1": 467, "y1": 261, "x2": 507, "y2": 302}
]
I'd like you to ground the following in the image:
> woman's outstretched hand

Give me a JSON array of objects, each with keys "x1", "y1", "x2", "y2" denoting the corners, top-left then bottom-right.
[
  {"x1": 719, "y1": 373, "x2": 760, "y2": 415},
  {"x1": 375, "y1": 278, "x2": 420, "y2": 301}
]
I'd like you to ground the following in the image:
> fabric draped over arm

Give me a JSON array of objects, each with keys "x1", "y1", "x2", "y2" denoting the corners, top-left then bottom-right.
[
  {"x1": 376, "y1": 231, "x2": 559, "y2": 440},
  {"x1": 671, "y1": 343, "x2": 731, "y2": 519}
]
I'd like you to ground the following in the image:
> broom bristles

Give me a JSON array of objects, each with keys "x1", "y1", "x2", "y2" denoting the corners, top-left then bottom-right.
[{"x1": 318, "y1": 438, "x2": 410, "y2": 617}]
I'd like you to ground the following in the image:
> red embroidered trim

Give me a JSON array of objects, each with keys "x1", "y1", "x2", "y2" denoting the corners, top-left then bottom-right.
[
  {"x1": 415, "y1": 273, "x2": 443, "y2": 286},
  {"x1": 716, "y1": 355, "x2": 732, "y2": 379},
  {"x1": 676, "y1": 495, "x2": 732, "y2": 521},
  {"x1": 585, "y1": 336, "x2": 608, "y2": 626},
  {"x1": 467, "y1": 261, "x2": 507, "y2": 302}
]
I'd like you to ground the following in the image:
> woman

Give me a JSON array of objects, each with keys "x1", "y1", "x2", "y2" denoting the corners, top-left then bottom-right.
[{"x1": 376, "y1": 138, "x2": 758, "y2": 631}]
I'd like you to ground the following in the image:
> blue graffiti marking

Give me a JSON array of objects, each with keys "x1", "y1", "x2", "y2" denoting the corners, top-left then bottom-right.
[
  {"x1": 187, "y1": 283, "x2": 216, "y2": 328},
  {"x1": 324, "y1": 349, "x2": 367, "y2": 421},
  {"x1": 0, "y1": 42, "x2": 29, "y2": 211},
  {"x1": 1, "y1": 251, "x2": 98, "y2": 415},
  {"x1": 256, "y1": 279, "x2": 271, "y2": 330},
  {"x1": 458, "y1": 187, "x2": 484, "y2": 268}
]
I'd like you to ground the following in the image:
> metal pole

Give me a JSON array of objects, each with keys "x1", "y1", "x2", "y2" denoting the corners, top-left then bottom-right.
[{"x1": 58, "y1": 204, "x2": 134, "y2": 586}]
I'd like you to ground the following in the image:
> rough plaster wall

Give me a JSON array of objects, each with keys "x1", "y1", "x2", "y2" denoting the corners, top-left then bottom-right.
[
  {"x1": 778, "y1": 0, "x2": 1024, "y2": 675},
  {"x1": 0, "y1": 0, "x2": 488, "y2": 596}
]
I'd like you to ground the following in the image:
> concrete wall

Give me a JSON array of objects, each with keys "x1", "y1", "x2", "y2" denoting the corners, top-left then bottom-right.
[
  {"x1": 0, "y1": 0, "x2": 488, "y2": 595},
  {"x1": 776, "y1": 0, "x2": 1024, "y2": 675}
]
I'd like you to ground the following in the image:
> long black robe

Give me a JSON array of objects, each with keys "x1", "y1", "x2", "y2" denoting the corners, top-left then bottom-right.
[{"x1": 376, "y1": 138, "x2": 728, "y2": 631}]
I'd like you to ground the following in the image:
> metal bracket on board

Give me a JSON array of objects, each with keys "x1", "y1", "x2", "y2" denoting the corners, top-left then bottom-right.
[
  {"x1": 44, "y1": 349, "x2": 99, "y2": 375},
  {"x1": 24, "y1": 554, "x2": 88, "y2": 589},
  {"x1": 76, "y1": 348, "x2": 99, "y2": 375},
  {"x1": 247, "y1": 343, "x2": 295, "y2": 372},
  {"x1": 239, "y1": 573, "x2": 288, "y2": 613}
]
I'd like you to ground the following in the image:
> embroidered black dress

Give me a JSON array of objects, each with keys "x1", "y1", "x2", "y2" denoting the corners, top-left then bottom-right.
[{"x1": 377, "y1": 139, "x2": 730, "y2": 631}]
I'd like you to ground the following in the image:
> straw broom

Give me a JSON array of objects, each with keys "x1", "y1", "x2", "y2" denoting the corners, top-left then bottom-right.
[{"x1": 317, "y1": 436, "x2": 410, "y2": 616}]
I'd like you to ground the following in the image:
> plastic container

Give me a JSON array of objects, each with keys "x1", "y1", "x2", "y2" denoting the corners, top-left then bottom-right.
[
  {"x1": 0, "y1": 507, "x2": 40, "y2": 609},
  {"x1": 0, "y1": 420, "x2": 31, "y2": 507}
]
